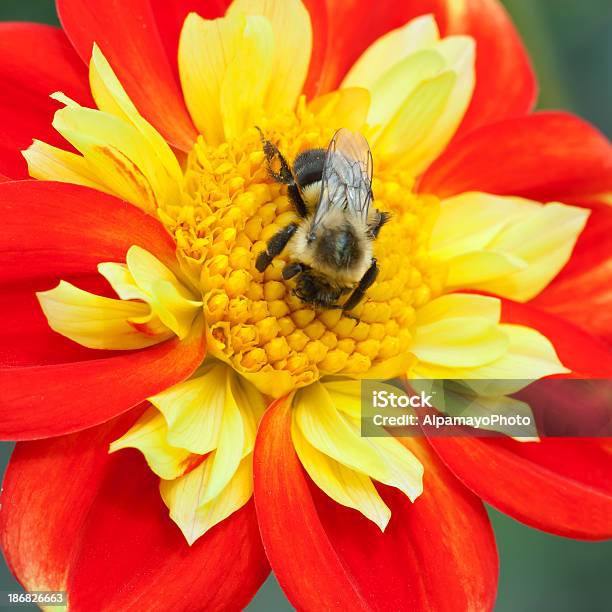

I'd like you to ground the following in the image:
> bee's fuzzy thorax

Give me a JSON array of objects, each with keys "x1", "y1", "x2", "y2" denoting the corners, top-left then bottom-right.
[{"x1": 301, "y1": 180, "x2": 322, "y2": 209}]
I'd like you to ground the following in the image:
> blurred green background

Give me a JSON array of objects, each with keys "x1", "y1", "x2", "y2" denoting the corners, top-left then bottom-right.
[{"x1": 0, "y1": 1, "x2": 610, "y2": 610}]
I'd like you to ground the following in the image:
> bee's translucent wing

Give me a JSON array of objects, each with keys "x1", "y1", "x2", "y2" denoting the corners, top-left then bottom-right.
[{"x1": 310, "y1": 128, "x2": 373, "y2": 231}]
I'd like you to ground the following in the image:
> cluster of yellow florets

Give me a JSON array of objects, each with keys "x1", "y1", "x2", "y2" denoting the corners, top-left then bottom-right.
[{"x1": 157, "y1": 102, "x2": 445, "y2": 393}]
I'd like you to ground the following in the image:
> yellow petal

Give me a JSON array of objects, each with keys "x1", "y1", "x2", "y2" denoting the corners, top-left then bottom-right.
[
  {"x1": 486, "y1": 324, "x2": 569, "y2": 379},
  {"x1": 125, "y1": 245, "x2": 202, "y2": 339},
  {"x1": 412, "y1": 324, "x2": 569, "y2": 379},
  {"x1": 358, "y1": 426, "x2": 424, "y2": 502},
  {"x1": 148, "y1": 361, "x2": 264, "y2": 474},
  {"x1": 411, "y1": 294, "x2": 508, "y2": 368},
  {"x1": 482, "y1": 203, "x2": 590, "y2": 301},
  {"x1": 23, "y1": 139, "x2": 110, "y2": 194},
  {"x1": 431, "y1": 192, "x2": 525, "y2": 257},
  {"x1": 412, "y1": 317, "x2": 508, "y2": 368},
  {"x1": 109, "y1": 407, "x2": 194, "y2": 479},
  {"x1": 417, "y1": 35, "x2": 474, "y2": 172},
  {"x1": 37, "y1": 280, "x2": 172, "y2": 350},
  {"x1": 374, "y1": 71, "x2": 456, "y2": 166},
  {"x1": 89, "y1": 44, "x2": 183, "y2": 187},
  {"x1": 292, "y1": 420, "x2": 391, "y2": 531},
  {"x1": 367, "y1": 50, "x2": 445, "y2": 127},
  {"x1": 319, "y1": 379, "x2": 362, "y2": 419},
  {"x1": 227, "y1": 0, "x2": 312, "y2": 115},
  {"x1": 150, "y1": 279, "x2": 203, "y2": 340},
  {"x1": 149, "y1": 366, "x2": 227, "y2": 455},
  {"x1": 228, "y1": 371, "x2": 266, "y2": 457},
  {"x1": 439, "y1": 390, "x2": 539, "y2": 441},
  {"x1": 307, "y1": 88, "x2": 370, "y2": 131},
  {"x1": 97, "y1": 262, "x2": 146, "y2": 301},
  {"x1": 342, "y1": 14, "x2": 474, "y2": 174},
  {"x1": 50, "y1": 100, "x2": 180, "y2": 212},
  {"x1": 432, "y1": 193, "x2": 590, "y2": 301},
  {"x1": 160, "y1": 455, "x2": 253, "y2": 545},
  {"x1": 444, "y1": 251, "x2": 528, "y2": 288},
  {"x1": 342, "y1": 14, "x2": 440, "y2": 90},
  {"x1": 294, "y1": 382, "x2": 389, "y2": 476},
  {"x1": 294, "y1": 381, "x2": 423, "y2": 503},
  {"x1": 415, "y1": 293, "x2": 501, "y2": 326},
  {"x1": 200, "y1": 372, "x2": 245, "y2": 504},
  {"x1": 220, "y1": 16, "x2": 274, "y2": 141},
  {"x1": 237, "y1": 367, "x2": 296, "y2": 399},
  {"x1": 179, "y1": 12, "x2": 238, "y2": 144}
]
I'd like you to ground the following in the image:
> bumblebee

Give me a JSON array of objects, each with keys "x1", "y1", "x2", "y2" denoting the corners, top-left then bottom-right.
[{"x1": 256, "y1": 128, "x2": 389, "y2": 312}]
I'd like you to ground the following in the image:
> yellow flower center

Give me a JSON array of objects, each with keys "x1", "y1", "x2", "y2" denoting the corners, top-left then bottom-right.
[{"x1": 157, "y1": 99, "x2": 445, "y2": 396}]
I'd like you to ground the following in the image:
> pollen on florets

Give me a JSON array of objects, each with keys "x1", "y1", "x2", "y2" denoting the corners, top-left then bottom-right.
[{"x1": 156, "y1": 100, "x2": 445, "y2": 396}]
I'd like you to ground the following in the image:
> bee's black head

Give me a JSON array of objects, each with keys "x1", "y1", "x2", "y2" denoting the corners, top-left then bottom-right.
[{"x1": 294, "y1": 269, "x2": 344, "y2": 308}]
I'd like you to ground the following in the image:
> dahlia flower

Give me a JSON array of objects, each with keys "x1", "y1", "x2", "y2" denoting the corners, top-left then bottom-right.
[{"x1": 0, "y1": 0, "x2": 610, "y2": 610}]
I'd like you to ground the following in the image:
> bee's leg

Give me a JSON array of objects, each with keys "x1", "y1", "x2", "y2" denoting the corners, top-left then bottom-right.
[
  {"x1": 342, "y1": 258, "x2": 379, "y2": 311},
  {"x1": 282, "y1": 261, "x2": 308, "y2": 280},
  {"x1": 255, "y1": 222, "x2": 299, "y2": 273},
  {"x1": 368, "y1": 210, "x2": 391, "y2": 239},
  {"x1": 256, "y1": 128, "x2": 308, "y2": 218}
]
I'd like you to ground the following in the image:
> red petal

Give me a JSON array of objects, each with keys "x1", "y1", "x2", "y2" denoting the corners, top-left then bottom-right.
[
  {"x1": 0, "y1": 181, "x2": 205, "y2": 440},
  {"x1": 150, "y1": 1, "x2": 231, "y2": 84},
  {"x1": 444, "y1": 0, "x2": 536, "y2": 137},
  {"x1": 301, "y1": 0, "x2": 329, "y2": 98},
  {"x1": 426, "y1": 435, "x2": 612, "y2": 540},
  {"x1": 501, "y1": 299, "x2": 612, "y2": 378},
  {"x1": 0, "y1": 318, "x2": 205, "y2": 440},
  {"x1": 68, "y1": 450, "x2": 268, "y2": 610},
  {"x1": 0, "y1": 416, "x2": 269, "y2": 610},
  {"x1": 419, "y1": 112, "x2": 612, "y2": 201},
  {"x1": 0, "y1": 413, "x2": 138, "y2": 592},
  {"x1": 1, "y1": 276, "x2": 123, "y2": 367},
  {"x1": 0, "y1": 23, "x2": 92, "y2": 179},
  {"x1": 254, "y1": 398, "x2": 498, "y2": 611},
  {"x1": 313, "y1": 0, "x2": 535, "y2": 132},
  {"x1": 56, "y1": 0, "x2": 198, "y2": 151},
  {"x1": 0, "y1": 180, "x2": 177, "y2": 284},
  {"x1": 0, "y1": 181, "x2": 181, "y2": 370},
  {"x1": 532, "y1": 203, "x2": 612, "y2": 344}
]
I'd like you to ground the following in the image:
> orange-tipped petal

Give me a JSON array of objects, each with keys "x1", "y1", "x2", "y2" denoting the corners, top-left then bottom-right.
[
  {"x1": 533, "y1": 203, "x2": 612, "y2": 344},
  {"x1": 0, "y1": 317, "x2": 205, "y2": 440},
  {"x1": 0, "y1": 182, "x2": 185, "y2": 370},
  {"x1": 0, "y1": 181, "x2": 178, "y2": 284},
  {"x1": 426, "y1": 435, "x2": 612, "y2": 540},
  {"x1": 254, "y1": 397, "x2": 498, "y2": 610},
  {"x1": 57, "y1": 0, "x2": 198, "y2": 151},
  {"x1": 0, "y1": 415, "x2": 269, "y2": 608},
  {"x1": 501, "y1": 299, "x2": 612, "y2": 378},
  {"x1": 420, "y1": 112, "x2": 612, "y2": 202},
  {"x1": 0, "y1": 412, "x2": 140, "y2": 593},
  {"x1": 420, "y1": 299, "x2": 612, "y2": 547},
  {"x1": 70, "y1": 451, "x2": 267, "y2": 610},
  {"x1": 1, "y1": 276, "x2": 125, "y2": 367}
]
